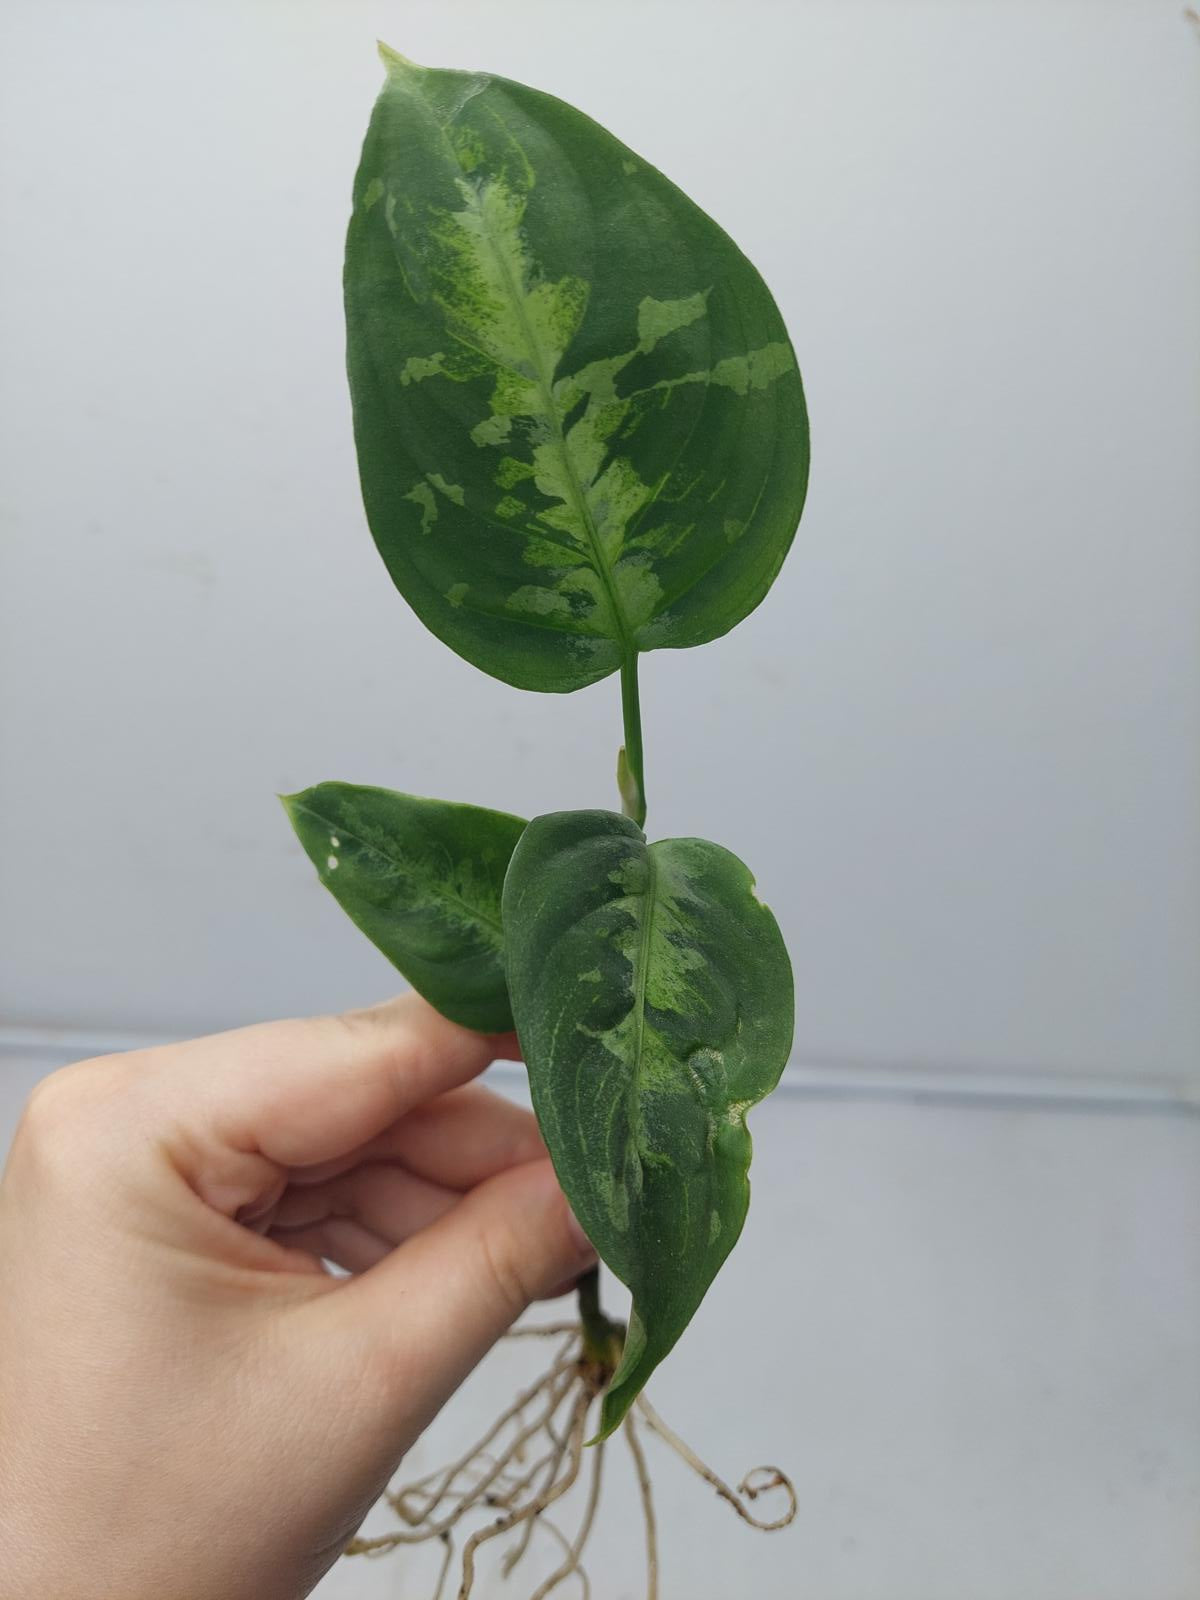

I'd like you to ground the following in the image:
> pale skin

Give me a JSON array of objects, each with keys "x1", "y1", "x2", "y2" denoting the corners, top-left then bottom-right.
[{"x1": 0, "y1": 993, "x2": 597, "y2": 1600}]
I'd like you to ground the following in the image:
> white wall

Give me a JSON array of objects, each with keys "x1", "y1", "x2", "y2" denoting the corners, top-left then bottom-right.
[
  {"x1": 3, "y1": 6, "x2": 1199, "y2": 1597},
  {"x1": 1, "y1": 0, "x2": 1197, "y2": 1083}
]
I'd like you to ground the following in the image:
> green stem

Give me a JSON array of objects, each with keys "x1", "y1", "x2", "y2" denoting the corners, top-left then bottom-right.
[
  {"x1": 617, "y1": 654, "x2": 647, "y2": 828},
  {"x1": 583, "y1": 664, "x2": 645, "y2": 1374},
  {"x1": 576, "y1": 1265, "x2": 622, "y2": 1366}
]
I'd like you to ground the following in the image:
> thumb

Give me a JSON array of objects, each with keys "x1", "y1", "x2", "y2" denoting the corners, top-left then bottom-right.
[{"x1": 332, "y1": 1158, "x2": 596, "y2": 1423}]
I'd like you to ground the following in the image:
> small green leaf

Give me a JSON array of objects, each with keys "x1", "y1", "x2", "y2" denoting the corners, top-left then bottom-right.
[
  {"x1": 502, "y1": 809, "x2": 793, "y2": 1436},
  {"x1": 345, "y1": 52, "x2": 808, "y2": 694},
  {"x1": 283, "y1": 783, "x2": 525, "y2": 1033}
]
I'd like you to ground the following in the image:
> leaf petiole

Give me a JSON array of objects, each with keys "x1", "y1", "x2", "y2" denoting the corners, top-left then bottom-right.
[
  {"x1": 617, "y1": 654, "x2": 647, "y2": 828},
  {"x1": 575, "y1": 1265, "x2": 624, "y2": 1368}
]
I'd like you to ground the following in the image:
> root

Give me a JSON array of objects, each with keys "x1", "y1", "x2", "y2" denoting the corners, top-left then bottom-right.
[
  {"x1": 456, "y1": 1388, "x2": 590, "y2": 1598},
  {"x1": 346, "y1": 1335, "x2": 580, "y2": 1553},
  {"x1": 503, "y1": 1321, "x2": 583, "y2": 1339},
  {"x1": 624, "y1": 1408, "x2": 659, "y2": 1600},
  {"x1": 431, "y1": 1532, "x2": 455, "y2": 1600},
  {"x1": 636, "y1": 1393, "x2": 798, "y2": 1532},
  {"x1": 344, "y1": 1319, "x2": 797, "y2": 1597},
  {"x1": 527, "y1": 1435, "x2": 604, "y2": 1600},
  {"x1": 501, "y1": 1390, "x2": 574, "y2": 1577}
]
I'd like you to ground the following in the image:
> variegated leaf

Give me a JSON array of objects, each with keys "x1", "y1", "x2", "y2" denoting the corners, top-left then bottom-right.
[
  {"x1": 345, "y1": 48, "x2": 809, "y2": 695},
  {"x1": 502, "y1": 809, "x2": 794, "y2": 1436},
  {"x1": 283, "y1": 783, "x2": 524, "y2": 1032}
]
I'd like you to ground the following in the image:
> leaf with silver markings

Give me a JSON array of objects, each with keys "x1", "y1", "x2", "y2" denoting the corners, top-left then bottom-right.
[
  {"x1": 345, "y1": 49, "x2": 808, "y2": 696},
  {"x1": 502, "y1": 808, "x2": 794, "y2": 1437},
  {"x1": 283, "y1": 782, "x2": 524, "y2": 1033}
]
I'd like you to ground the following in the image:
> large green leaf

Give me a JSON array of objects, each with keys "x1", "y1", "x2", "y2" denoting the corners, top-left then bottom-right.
[
  {"x1": 282, "y1": 783, "x2": 524, "y2": 1032},
  {"x1": 346, "y1": 48, "x2": 809, "y2": 695},
  {"x1": 502, "y1": 809, "x2": 794, "y2": 1436}
]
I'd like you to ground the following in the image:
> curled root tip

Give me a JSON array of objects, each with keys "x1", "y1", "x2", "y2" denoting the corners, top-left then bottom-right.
[
  {"x1": 635, "y1": 1394, "x2": 798, "y2": 1535},
  {"x1": 735, "y1": 1465, "x2": 799, "y2": 1531}
]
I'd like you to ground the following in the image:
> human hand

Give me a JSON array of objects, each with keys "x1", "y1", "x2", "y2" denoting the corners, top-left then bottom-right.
[{"x1": 0, "y1": 995, "x2": 596, "y2": 1600}]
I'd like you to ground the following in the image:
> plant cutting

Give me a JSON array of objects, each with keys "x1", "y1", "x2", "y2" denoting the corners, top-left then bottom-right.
[{"x1": 284, "y1": 44, "x2": 809, "y2": 1597}]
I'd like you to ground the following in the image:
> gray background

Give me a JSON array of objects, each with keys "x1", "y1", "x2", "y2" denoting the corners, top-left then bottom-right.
[{"x1": 1, "y1": 2, "x2": 1198, "y2": 1596}]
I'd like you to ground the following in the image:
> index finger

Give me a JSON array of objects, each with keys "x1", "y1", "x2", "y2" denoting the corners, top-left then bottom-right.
[{"x1": 151, "y1": 993, "x2": 515, "y2": 1174}]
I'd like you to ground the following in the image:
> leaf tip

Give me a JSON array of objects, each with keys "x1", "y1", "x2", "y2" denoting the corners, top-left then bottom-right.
[
  {"x1": 377, "y1": 40, "x2": 422, "y2": 76},
  {"x1": 592, "y1": 1384, "x2": 633, "y2": 1443}
]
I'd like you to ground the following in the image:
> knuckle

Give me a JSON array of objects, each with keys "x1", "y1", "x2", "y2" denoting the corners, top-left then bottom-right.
[
  {"x1": 477, "y1": 1220, "x2": 533, "y2": 1322},
  {"x1": 21, "y1": 1061, "x2": 87, "y2": 1123},
  {"x1": 333, "y1": 1003, "x2": 419, "y2": 1063},
  {"x1": 14, "y1": 1053, "x2": 137, "y2": 1162},
  {"x1": 336, "y1": 995, "x2": 413, "y2": 1036},
  {"x1": 15, "y1": 1064, "x2": 97, "y2": 1161},
  {"x1": 509, "y1": 1121, "x2": 549, "y2": 1167},
  {"x1": 331, "y1": 1005, "x2": 425, "y2": 1106},
  {"x1": 327, "y1": 1007, "x2": 375, "y2": 1048}
]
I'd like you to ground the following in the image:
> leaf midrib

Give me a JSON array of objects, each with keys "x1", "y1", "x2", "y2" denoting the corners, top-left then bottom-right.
[
  {"x1": 291, "y1": 802, "x2": 504, "y2": 941},
  {"x1": 454, "y1": 167, "x2": 637, "y2": 666},
  {"x1": 628, "y1": 844, "x2": 658, "y2": 1164}
]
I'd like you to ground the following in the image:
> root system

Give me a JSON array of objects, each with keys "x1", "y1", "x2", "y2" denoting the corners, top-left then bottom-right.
[{"x1": 344, "y1": 1321, "x2": 796, "y2": 1599}]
